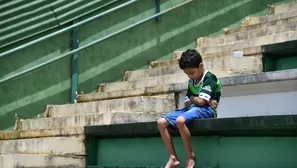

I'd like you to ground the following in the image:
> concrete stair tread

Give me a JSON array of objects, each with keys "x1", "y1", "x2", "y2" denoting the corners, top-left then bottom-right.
[
  {"x1": 197, "y1": 21, "x2": 297, "y2": 48},
  {"x1": 0, "y1": 127, "x2": 84, "y2": 140},
  {"x1": 18, "y1": 112, "x2": 166, "y2": 131},
  {"x1": 100, "y1": 72, "x2": 188, "y2": 92},
  {"x1": 202, "y1": 38, "x2": 297, "y2": 59},
  {"x1": 198, "y1": 30, "x2": 297, "y2": 55},
  {"x1": 243, "y1": 10, "x2": 297, "y2": 27},
  {"x1": 269, "y1": 0, "x2": 297, "y2": 15},
  {"x1": 123, "y1": 64, "x2": 182, "y2": 81},
  {"x1": 0, "y1": 154, "x2": 85, "y2": 168},
  {"x1": 78, "y1": 69, "x2": 297, "y2": 102},
  {"x1": 44, "y1": 95, "x2": 175, "y2": 117},
  {"x1": 100, "y1": 69, "x2": 238, "y2": 93},
  {"x1": 0, "y1": 137, "x2": 85, "y2": 155},
  {"x1": 224, "y1": 11, "x2": 297, "y2": 34},
  {"x1": 150, "y1": 59, "x2": 179, "y2": 68}
]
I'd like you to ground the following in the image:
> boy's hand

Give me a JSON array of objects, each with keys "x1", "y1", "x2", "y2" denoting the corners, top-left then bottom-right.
[
  {"x1": 208, "y1": 99, "x2": 218, "y2": 108},
  {"x1": 190, "y1": 95, "x2": 205, "y2": 106},
  {"x1": 190, "y1": 95, "x2": 217, "y2": 108}
]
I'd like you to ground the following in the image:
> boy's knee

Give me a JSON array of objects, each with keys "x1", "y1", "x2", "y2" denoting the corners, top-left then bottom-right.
[
  {"x1": 157, "y1": 118, "x2": 168, "y2": 128},
  {"x1": 176, "y1": 116, "x2": 186, "y2": 127}
]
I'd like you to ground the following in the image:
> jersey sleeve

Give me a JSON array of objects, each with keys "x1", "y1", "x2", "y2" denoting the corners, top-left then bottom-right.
[{"x1": 198, "y1": 78, "x2": 217, "y2": 101}]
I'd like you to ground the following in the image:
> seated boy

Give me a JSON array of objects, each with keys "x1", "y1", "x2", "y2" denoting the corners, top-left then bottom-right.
[{"x1": 157, "y1": 49, "x2": 222, "y2": 168}]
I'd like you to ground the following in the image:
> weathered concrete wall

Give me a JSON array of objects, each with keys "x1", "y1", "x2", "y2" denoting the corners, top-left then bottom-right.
[{"x1": 0, "y1": 0, "x2": 295, "y2": 130}]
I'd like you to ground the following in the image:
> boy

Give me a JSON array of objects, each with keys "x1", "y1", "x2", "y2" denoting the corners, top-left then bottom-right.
[{"x1": 157, "y1": 49, "x2": 221, "y2": 168}]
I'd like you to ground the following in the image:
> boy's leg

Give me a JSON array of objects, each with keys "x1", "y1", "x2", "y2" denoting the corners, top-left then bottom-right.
[
  {"x1": 158, "y1": 109, "x2": 186, "y2": 168},
  {"x1": 176, "y1": 105, "x2": 214, "y2": 168}
]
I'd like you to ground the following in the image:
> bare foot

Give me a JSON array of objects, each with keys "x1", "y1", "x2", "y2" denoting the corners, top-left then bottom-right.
[
  {"x1": 185, "y1": 156, "x2": 196, "y2": 168},
  {"x1": 165, "y1": 157, "x2": 180, "y2": 168}
]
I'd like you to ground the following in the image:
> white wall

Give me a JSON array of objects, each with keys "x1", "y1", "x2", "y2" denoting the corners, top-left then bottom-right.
[{"x1": 177, "y1": 79, "x2": 297, "y2": 118}]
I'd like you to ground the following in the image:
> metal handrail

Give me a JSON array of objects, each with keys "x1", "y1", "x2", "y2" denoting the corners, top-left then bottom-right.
[
  {"x1": 0, "y1": 0, "x2": 138, "y2": 58},
  {"x1": 0, "y1": 0, "x2": 193, "y2": 84}
]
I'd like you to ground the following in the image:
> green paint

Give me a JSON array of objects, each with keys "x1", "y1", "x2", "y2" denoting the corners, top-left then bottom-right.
[
  {"x1": 0, "y1": 0, "x2": 295, "y2": 130},
  {"x1": 91, "y1": 136, "x2": 297, "y2": 167},
  {"x1": 71, "y1": 20, "x2": 79, "y2": 103}
]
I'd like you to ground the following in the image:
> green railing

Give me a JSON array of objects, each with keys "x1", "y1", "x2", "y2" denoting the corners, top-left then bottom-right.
[{"x1": 0, "y1": 0, "x2": 193, "y2": 103}]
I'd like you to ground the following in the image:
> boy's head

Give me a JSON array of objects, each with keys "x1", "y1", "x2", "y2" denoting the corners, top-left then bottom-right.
[{"x1": 178, "y1": 49, "x2": 204, "y2": 80}]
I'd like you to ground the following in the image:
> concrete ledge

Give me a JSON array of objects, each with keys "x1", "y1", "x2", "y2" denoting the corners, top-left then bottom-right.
[
  {"x1": 45, "y1": 96, "x2": 175, "y2": 117},
  {"x1": 243, "y1": 10, "x2": 297, "y2": 27},
  {"x1": 18, "y1": 112, "x2": 166, "y2": 131},
  {"x1": 204, "y1": 55, "x2": 263, "y2": 74},
  {"x1": 101, "y1": 73, "x2": 188, "y2": 92},
  {"x1": 85, "y1": 114, "x2": 297, "y2": 138},
  {"x1": 0, "y1": 154, "x2": 85, "y2": 168},
  {"x1": 0, "y1": 137, "x2": 85, "y2": 155},
  {"x1": 269, "y1": 1, "x2": 297, "y2": 15},
  {"x1": 199, "y1": 31, "x2": 297, "y2": 55},
  {"x1": 224, "y1": 15, "x2": 297, "y2": 34},
  {"x1": 202, "y1": 39, "x2": 297, "y2": 59},
  {"x1": 0, "y1": 127, "x2": 84, "y2": 140},
  {"x1": 77, "y1": 69, "x2": 297, "y2": 102},
  {"x1": 123, "y1": 65, "x2": 181, "y2": 81},
  {"x1": 149, "y1": 59, "x2": 179, "y2": 68},
  {"x1": 198, "y1": 22, "x2": 297, "y2": 48}
]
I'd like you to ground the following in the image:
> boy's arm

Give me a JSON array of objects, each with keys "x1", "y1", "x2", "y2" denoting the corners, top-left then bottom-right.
[{"x1": 190, "y1": 78, "x2": 217, "y2": 106}]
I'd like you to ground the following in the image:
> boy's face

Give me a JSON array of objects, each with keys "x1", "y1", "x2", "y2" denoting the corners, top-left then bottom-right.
[{"x1": 183, "y1": 63, "x2": 204, "y2": 80}]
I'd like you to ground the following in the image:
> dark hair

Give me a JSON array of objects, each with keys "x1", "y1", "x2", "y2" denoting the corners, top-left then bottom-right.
[{"x1": 178, "y1": 49, "x2": 202, "y2": 69}]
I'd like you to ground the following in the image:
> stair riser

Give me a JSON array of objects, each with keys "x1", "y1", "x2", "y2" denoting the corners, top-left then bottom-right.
[
  {"x1": 0, "y1": 154, "x2": 85, "y2": 168},
  {"x1": 0, "y1": 137, "x2": 85, "y2": 155},
  {"x1": 199, "y1": 31, "x2": 297, "y2": 54},
  {"x1": 46, "y1": 96, "x2": 175, "y2": 117},
  {"x1": 19, "y1": 113, "x2": 165, "y2": 131},
  {"x1": 198, "y1": 22, "x2": 297, "y2": 48},
  {"x1": 224, "y1": 15, "x2": 297, "y2": 34}
]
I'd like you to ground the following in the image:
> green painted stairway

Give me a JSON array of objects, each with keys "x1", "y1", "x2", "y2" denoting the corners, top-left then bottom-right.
[{"x1": 1, "y1": 0, "x2": 297, "y2": 167}]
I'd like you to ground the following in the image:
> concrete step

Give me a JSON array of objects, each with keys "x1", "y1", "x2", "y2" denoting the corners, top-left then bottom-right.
[
  {"x1": 150, "y1": 59, "x2": 179, "y2": 68},
  {"x1": 0, "y1": 154, "x2": 85, "y2": 168},
  {"x1": 198, "y1": 22, "x2": 297, "y2": 48},
  {"x1": 123, "y1": 65, "x2": 181, "y2": 81},
  {"x1": 269, "y1": 1, "x2": 297, "y2": 15},
  {"x1": 0, "y1": 127, "x2": 84, "y2": 140},
  {"x1": 204, "y1": 55, "x2": 263, "y2": 74},
  {"x1": 18, "y1": 112, "x2": 165, "y2": 131},
  {"x1": 101, "y1": 69, "x2": 237, "y2": 93},
  {"x1": 243, "y1": 10, "x2": 297, "y2": 27},
  {"x1": 199, "y1": 31, "x2": 297, "y2": 55},
  {"x1": 78, "y1": 67, "x2": 295, "y2": 103},
  {"x1": 224, "y1": 11, "x2": 297, "y2": 34},
  {"x1": 0, "y1": 137, "x2": 85, "y2": 155},
  {"x1": 44, "y1": 96, "x2": 175, "y2": 117},
  {"x1": 101, "y1": 73, "x2": 188, "y2": 92}
]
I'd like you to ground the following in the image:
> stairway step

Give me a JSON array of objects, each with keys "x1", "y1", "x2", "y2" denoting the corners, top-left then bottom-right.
[
  {"x1": 269, "y1": 1, "x2": 297, "y2": 15},
  {"x1": 198, "y1": 22, "x2": 297, "y2": 48},
  {"x1": 0, "y1": 137, "x2": 85, "y2": 155},
  {"x1": 0, "y1": 154, "x2": 85, "y2": 168},
  {"x1": 45, "y1": 96, "x2": 175, "y2": 117},
  {"x1": 78, "y1": 69, "x2": 297, "y2": 103},
  {"x1": 243, "y1": 10, "x2": 297, "y2": 27},
  {"x1": 224, "y1": 11, "x2": 297, "y2": 34},
  {"x1": 150, "y1": 59, "x2": 179, "y2": 68},
  {"x1": 0, "y1": 127, "x2": 84, "y2": 140},
  {"x1": 204, "y1": 55, "x2": 263, "y2": 74},
  {"x1": 199, "y1": 31, "x2": 297, "y2": 55},
  {"x1": 123, "y1": 65, "x2": 182, "y2": 81},
  {"x1": 18, "y1": 112, "x2": 165, "y2": 131},
  {"x1": 101, "y1": 73, "x2": 188, "y2": 92}
]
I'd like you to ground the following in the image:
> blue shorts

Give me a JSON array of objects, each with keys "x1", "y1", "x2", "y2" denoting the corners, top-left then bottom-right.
[{"x1": 163, "y1": 104, "x2": 214, "y2": 129}]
